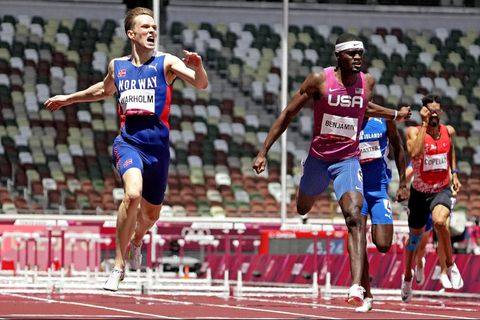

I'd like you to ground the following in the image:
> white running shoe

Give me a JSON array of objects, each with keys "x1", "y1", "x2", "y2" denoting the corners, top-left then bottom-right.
[
  {"x1": 103, "y1": 268, "x2": 125, "y2": 292},
  {"x1": 440, "y1": 272, "x2": 453, "y2": 289},
  {"x1": 448, "y1": 262, "x2": 464, "y2": 289},
  {"x1": 401, "y1": 277, "x2": 413, "y2": 302},
  {"x1": 128, "y1": 241, "x2": 142, "y2": 271},
  {"x1": 346, "y1": 284, "x2": 365, "y2": 307},
  {"x1": 415, "y1": 257, "x2": 426, "y2": 285},
  {"x1": 355, "y1": 297, "x2": 373, "y2": 312}
]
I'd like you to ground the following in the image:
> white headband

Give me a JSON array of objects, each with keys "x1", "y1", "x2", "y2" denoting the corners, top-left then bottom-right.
[{"x1": 335, "y1": 41, "x2": 364, "y2": 53}]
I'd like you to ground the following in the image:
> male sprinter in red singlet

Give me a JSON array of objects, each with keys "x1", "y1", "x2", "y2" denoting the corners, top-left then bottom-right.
[
  {"x1": 401, "y1": 94, "x2": 463, "y2": 302},
  {"x1": 252, "y1": 33, "x2": 411, "y2": 308},
  {"x1": 45, "y1": 7, "x2": 208, "y2": 291}
]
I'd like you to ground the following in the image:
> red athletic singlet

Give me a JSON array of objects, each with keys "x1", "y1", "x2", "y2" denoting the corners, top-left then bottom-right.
[{"x1": 412, "y1": 124, "x2": 451, "y2": 193}]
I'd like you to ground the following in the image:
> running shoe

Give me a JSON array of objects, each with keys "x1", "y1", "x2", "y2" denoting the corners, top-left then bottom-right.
[
  {"x1": 128, "y1": 241, "x2": 142, "y2": 271},
  {"x1": 346, "y1": 284, "x2": 365, "y2": 307},
  {"x1": 103, "y1": 268, "x2": 125, "y2": 292},
  {"x1": 415, "y1": 257, "x2": 426, "y2": 285},
  {"x1": 439, "y1": 272, "x2": 452, "y2": 289},
  {"x1": 401, "y1": 277, "x2": 413, "y2": 302},
  {"x1": 355, "y1": 297, "x2": 373, "y2": 312},
  {"x1": 448, "y1": 262, "x2": 464, "y2": 289}
]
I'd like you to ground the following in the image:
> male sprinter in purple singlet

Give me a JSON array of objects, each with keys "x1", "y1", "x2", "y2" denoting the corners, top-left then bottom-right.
[
  {"x1": 45, "y1": 7, "x2": 208, "y2": 291},
  {"x1": 253, "y1": 33, "x2": 411, "y2": 308}
]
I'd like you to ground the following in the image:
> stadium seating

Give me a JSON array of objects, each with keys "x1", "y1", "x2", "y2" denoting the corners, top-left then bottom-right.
[
  {"x1": 169, "y1": 19, "x2": 480, "y2": 219},
  {"x1": 0, "y1": 14, "x2": 479, "y2": 220}
]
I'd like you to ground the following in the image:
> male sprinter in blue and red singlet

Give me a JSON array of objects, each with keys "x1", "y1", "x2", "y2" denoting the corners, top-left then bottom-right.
[
  {"x1": 355, "y1": 116, "x2": 409, "y2": 312},
  {"x1": 45, "y1": 7, "x2": 208, "y2": 291},
  {"x1": 253, "y1": 33, "x2": 411, "y2": 308}
]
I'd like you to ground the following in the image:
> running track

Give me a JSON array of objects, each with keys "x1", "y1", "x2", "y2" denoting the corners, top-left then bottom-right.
[{"x1": 0, "y1": 292, "x2": 479, "y2": 319}]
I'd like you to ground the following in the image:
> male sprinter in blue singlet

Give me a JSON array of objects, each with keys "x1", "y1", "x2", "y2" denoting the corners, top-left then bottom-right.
[
  {"x1": 355, "y1": 116, "x2": 409, "y2": 312},
  {"x1": 45, "y1": 7, "x2": 208, "y2": 291}
]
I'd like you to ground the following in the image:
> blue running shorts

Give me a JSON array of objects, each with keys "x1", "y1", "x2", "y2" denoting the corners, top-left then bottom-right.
[
  {"x1": 111, "y1": 135, "x2": 169, "y2": 205},
  {"x1": 299, "y1": 155, "x2": 363, "y2": 200},
  {"x1": 361, "y1": 185, "x2": 393, "y2": 225}
]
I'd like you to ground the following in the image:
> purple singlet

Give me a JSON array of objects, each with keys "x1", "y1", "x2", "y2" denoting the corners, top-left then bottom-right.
[{"x1": 309, "y1": 67, "x2": 369, "y2": 161}]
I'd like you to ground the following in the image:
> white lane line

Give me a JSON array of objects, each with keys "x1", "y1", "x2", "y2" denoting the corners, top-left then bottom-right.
[
  {"x1": 0, "y1": 293, "x2": 177, "y2": 319},
  {"x1": 234, "y1": 297, "x2": 478, "y2": 319},
  {"x1": 114, "y1": 293, "x2": 194, "y2": 305},
  {"x1": 374, "y1": 300, "x2": 478, "y2": 312},
  {"x1": 116, "y1": 293, "x2": 341, "y2": 319}
]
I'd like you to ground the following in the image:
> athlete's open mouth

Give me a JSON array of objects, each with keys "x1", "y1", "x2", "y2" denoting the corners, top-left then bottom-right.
[{"x1": 147, "y1": 36, "x2": 155, "y2": 44}]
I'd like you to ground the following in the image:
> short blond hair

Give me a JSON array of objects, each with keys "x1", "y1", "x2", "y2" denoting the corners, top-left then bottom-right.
[{"x1": 124, "y1": 7, "x2": 154, "y2": 34}]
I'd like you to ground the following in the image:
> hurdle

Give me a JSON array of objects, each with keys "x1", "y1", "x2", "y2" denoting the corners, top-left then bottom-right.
[
  {"x1": 0, "y1": 231, "x2": 48, "y2": 273},
  {"x1": 66, "y1": 231, "x2": 112, "y2": 275},
  {"x1": 234, "y1": 269, "x2": 319, "y2": 298},
  {"x1": 0, "y1": 266, "x2": 231, "y2": 296}
]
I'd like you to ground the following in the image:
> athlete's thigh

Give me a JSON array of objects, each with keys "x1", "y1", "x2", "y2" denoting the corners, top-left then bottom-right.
[
  {"x1": 369, "y1": 188, "x2": 393, "y2": 225},
  {"x1": 122, "y1": 168, "x2": 143, "y2": 195},
  {"x1": 298, "y1": 155, "x2": 330, "y2": 196},
  {"x1": 364, "y1": 187, "x2": 393, "y2": 247},
  {"x1": 430, "y1": 188, "x2": 453, "y2": 223},
  {"x1": 112, "y1": 136, "x2": 144, "y2": 193},
  {"x1": 330, "y1": 157, "x2": 363, "y2": 200},
  {"x1": 432, "y1": 203, "x2": 451, "y2": 225}
]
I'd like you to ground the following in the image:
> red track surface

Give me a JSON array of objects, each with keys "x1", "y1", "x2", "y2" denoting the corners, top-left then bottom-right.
[{"x1": 0, "y1": 292, "x2": 479, "y2": 319}]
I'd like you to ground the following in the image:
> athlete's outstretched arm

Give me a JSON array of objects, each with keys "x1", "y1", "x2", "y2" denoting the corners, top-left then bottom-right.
[
  {"x1": 386, "y1": 120, "x2": 409, "y2": 201},
  {"x1": 44, "y1": 60, "x2": 116, "y2": 111},
  {"x1": 447, "y1": 125, "x2": 462, "y2": 193},
  {"x1": 367, "y1": 102, "x2": 411, "y2": 122},
  {"x1": 252, "y1": 72, "x2": 322, "y2": 174},
  {"x1": 363, "y1": 74, "x2": 411, "y2": 121},
  {"x1": 168, "y1": 50, "x2": 208, "y2": 89}
]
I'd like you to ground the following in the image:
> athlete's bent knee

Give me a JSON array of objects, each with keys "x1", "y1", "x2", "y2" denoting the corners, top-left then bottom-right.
[
  {"x1": 375, "y1": 243, "x2": 391, "y2": 253},
  {"x1": 124, "y1": 190, "x2": 142, "y2": 205},
  {"x1": 345, "y1": 214, "x2": 363, "y2": 230},
  {"x1": 433, "y1": 220, "x2": 447, "y2": 230},
  {"x1": 297, "y1": 203, "x2": 311, "y2": 216}
]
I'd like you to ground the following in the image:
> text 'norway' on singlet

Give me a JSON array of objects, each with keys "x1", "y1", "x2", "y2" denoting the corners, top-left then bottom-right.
[{"x1": 114, "y1": 51, "x2": 173, "y2": 147}]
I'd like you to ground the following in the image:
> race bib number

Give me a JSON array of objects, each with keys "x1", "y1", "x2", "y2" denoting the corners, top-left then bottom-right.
[
  {"x1": 119, "y1": 89, "x2": 155, "y2": 115},
  {"x1": 320, "y1": 113, "x2": 358, "y2": 140},
  {"x1": 423, "y1": 153, "x2": 448, "y2": 171},
  {"x1": 359, "y1": 141, "x2": 381, "y2": 162}
]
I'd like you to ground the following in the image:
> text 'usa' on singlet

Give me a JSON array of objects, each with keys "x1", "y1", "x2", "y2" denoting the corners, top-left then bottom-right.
[
  {"x1": 412, "y1": 124, "x2": 451, "y2": 193},
  {"x1": 359, "y1": 117, "x2": 391, "y2": 187},
  {"x1": 114, "y1": 51, "x2": 172, "y2": 148},
  {"x1": 309, "y1": 67, "x2": 369, "y2": 161}
]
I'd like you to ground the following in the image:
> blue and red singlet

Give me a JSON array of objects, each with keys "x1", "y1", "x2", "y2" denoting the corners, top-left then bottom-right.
[{"x1": 111, "y1": 52, "x2": 172, "y2": 205}]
